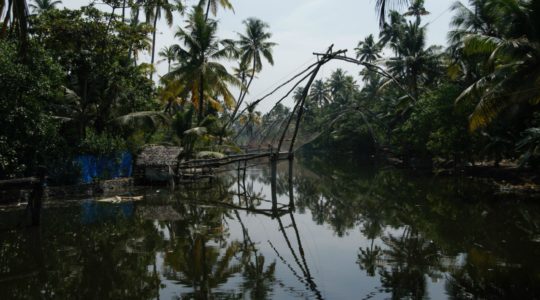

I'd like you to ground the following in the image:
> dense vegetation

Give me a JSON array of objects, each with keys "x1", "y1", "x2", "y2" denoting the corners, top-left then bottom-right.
[
  {"x1": 267, "y1": 0, "x2": 540, "y2": 170},
  {"x1": 1, "y1": 0, "x2": 540, "y2": 180}
]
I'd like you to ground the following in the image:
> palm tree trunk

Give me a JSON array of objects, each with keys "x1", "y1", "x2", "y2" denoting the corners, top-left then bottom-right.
[
  {"x1": 205, "y1": 0, "x2": 211, "y2": 20},
  {"x1": 121, "y1": 0, "x2": 127, "y2": 22},
  {"x1": 223, "y1": 59, "x2": 257, "y2": 137},
  {"x1": 106, "y1": 6, "x2": 117, "y2": 33},
  {"x1": 218, "y1": 73, "x2": 245, "y2": 144},
  {"x1": 411, "y1": 71, "x2": 419, "y2": 101},
  {"x1": 150, "y1": 6, "x2": 159, "y2": 81},
  {"x1": 128, "y1": 7, "x2": 140, "y2": 62},
  {"x1": 1, "y1": 0, "x2": 13, "y2": 38},
  {"x1": 198, "y1": 73, "x2": 205, "y2": 124}
]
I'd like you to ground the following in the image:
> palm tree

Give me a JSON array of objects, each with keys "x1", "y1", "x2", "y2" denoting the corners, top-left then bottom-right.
[
  {"x1": 158, "y1": 45, "x2": 176, "y2": 73},
  {"x1": 237, "y1": 18, "x2": 276, "y2": 75},
  {"x1": 126, "y1": 0, "x2": 145, "y2": 61},
  {"x1": 379, "y1": 10, "x2": 406, "y2": 54},
  {"x1": 225, "y1": 18, "x2": 276, "y2": 133},
  {"x1": 448, "y1": 0, "x2": 498, "y2": 51},
  {"x1": 403, "y1": 0, "x2": 429, "y2": 23},
  {"x1": 355, "y1": 34, "x2": 382, "y2": 63},
  {"x1": 309, "y1": 79, "x2": 331, "y2": 108},
  {"x1": 446, "y1": 1, "x2": 496, "y2": 84},
  {"x1": 198, "y1": 0, "x2": 233, "y2": 20},
  {"x1": 327, "y1": 69, "x2": 358, "y2": 105},
  {"x1": 292, "y1": 86, "x2": 305, "y2": 103},
  {"x1": 29, "y1": 0, "x2": 61, "y2": 14},
  {"x1": 238, "y1": 102, "x2": 262, "y2": 139},
  {"x1": 167, "y1": 6, "x2": 239, "y2": 123},
  {"x1": 455, "y1": 0, "x2": 540, "y2": 131},
  {"x1": 376, "y1": 0, "x2": 411, "y2": 27},
  {"x1": 1, "y1": 0, "x2": 29, "y2": 48},
  {"x1": 385, "y1": 21, "x2": 441, "y2": 100},
  {"x1": 145, "y1": 0, "x2": 178, "y2": 81}
]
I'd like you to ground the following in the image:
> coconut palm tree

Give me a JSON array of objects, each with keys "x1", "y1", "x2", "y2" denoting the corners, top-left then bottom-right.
[
  {"x1": 327, "y1": 69, "x2": 358, "y2": 105},
  {"x1": 1, "y1": 0, "x2": 29, "y2": 47},
  {"x1": 309, "y1": 79, "x2": 331, "y2": 108},
  {"x1": 385, "y1": 21, "x2": 441, "y2": 100},
  {"x1": 292, "y1": 86, "x2": 305, "y2": 103},
  {"x1": 355, "y1": 34, "x2": 382, "y2": 63},
  {"x1": 225, "y1": 18, "x2": 275, "y2": 133},
  {"x1": 158, "y1": 45, "x2": 176, "y2": 73},
  {"x1": 376, "y1": 0, "x2": 411, "y2": 27},
  {"x1": 238, "y1": 102, "x2": 262, "y2": 139},
  {"x1": 198, "y1": 0, "x2": 233, "y2": 20},
  {"x1": 145, "y1": 0, "x2": 179, "y2": 81},
  {"x1": 379, "y1": 10, "x2": 406, "y2": 54},
  {"x1": 446, "y1": 1, "x2": 498, "y2": 87},
  {"x1": 166, "y1": 6, "x2": 239, "y2": 123},
  {"x1": 455, "y1": 0, "x2": 540, "y2": 131},
  {"x1": 237, "y1": 18, "x2": 276, "y2": 75},
  {"x1": 403, "y1": 0, "x2": 429, "y2": 23},
  {"x1": 447, "y1": 0, "x2": 498, "y2": 51},
  {"x1": 29, "y1": 0, "x2": 61, "y2": 14}
]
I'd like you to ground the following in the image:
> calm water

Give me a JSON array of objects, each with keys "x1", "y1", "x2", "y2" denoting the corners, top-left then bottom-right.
[{"x1": 1, "y1": 157, "x2": 540, "y2": 299}]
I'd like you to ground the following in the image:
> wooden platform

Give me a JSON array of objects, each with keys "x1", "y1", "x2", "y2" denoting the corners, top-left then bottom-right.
[{"x1": 177, "y1": 151, "x2": 290, "y2": 170}]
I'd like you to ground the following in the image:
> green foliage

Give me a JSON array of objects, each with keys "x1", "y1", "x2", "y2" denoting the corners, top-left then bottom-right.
[
  {"x1": 30, "y1": 7, "x2": 155, "y2": 139},
  {"x1": 262, "y1": 0, "x2": 540, "y2": 170},
  {"x1": 165, "y1": 6, "x2": 239, "y2": 123},
  {"x1": 394, "y1": 84, "x2": 478, "y2": 164},
  {"x1": 452, "y1": 0, "x2": 540, "y2": 132},
  {"x1": 78, "y1": 129, "x2": 127, "y2": 156},
  {"x1": 0, "y1": 39, "x2": 64, "y2": 178},
  {"x1": 516, "y1": 113, "x2": 540, "y2": 168}
]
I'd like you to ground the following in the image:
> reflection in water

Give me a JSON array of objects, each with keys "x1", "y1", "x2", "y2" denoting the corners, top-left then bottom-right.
[{"x1": 1, "y1": 157, "x2": 540, "y2": 299}]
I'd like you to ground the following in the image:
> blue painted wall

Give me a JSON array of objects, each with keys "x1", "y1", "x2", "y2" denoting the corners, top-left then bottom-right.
[{"x1": 75, "y1": 152, "x2": 132, "y2": 184}]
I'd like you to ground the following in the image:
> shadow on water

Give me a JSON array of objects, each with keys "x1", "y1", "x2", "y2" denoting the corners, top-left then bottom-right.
[{"x1": 1, "y1": 156, "x2": 540, "y2": 299}]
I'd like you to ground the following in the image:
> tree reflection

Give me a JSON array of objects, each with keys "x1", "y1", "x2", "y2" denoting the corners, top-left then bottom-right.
[
  {"x1": 160, "y1": 178, "x2": 242, "y2": 299},
  {"x1": 3, "y1": 158, "x2": 540, "y2": 299},
  {"x1": 377, "y1": 229, "x2": 443, "y2": 300},
  {"x1": 0, "y1": 204, "x2": 163, "y2": 300},
  {"x1": 159, "y1": 174, "x2": 280, "y2": 299},
  {"x1": 290, "y1": 156, "x2": 540, "y2": 299},
  {"x1": 164, "y1": 237, "x2": 243, "y2": 299},
  {"x1": 236, "y1": 211, "x2": 276, "y2": 300}
]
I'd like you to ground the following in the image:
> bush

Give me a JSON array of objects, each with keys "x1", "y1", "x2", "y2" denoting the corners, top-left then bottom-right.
[{"x1": 0, "y1": 40, "x2": 64, "y2": 178}]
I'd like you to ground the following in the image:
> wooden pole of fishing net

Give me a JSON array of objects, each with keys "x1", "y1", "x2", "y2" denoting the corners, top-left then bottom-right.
[{"x1": 276, "y1": 46, "x2": 347, "y2": 158}]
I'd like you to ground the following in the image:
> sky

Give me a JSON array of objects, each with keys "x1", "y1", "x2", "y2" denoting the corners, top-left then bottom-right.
[{"x1": 62, "y1": 0, "x2": 457, "y2": 111}]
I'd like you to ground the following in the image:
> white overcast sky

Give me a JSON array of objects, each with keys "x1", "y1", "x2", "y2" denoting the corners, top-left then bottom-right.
[{"x1": 60, "y1": 0, "x2": 456, "y2": 111}]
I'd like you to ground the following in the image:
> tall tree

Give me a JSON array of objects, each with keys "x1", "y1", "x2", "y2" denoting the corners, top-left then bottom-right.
[
  {"x1": 403, "y1": 0, "x2": 429, "y2": 23},
  {"x1": 327, "y1": 69, "x2": 358, "y2": 105},
  {"x1": 238, "y1": 102, "x2": 262, "y2": 139},
  {"x1": 1, "y1": 0, "x2": 29, "y2": 51},
  {"x1": 29, "y1": 0, "x2": 61, "y2": 14},
  {"x1": 386, "y1": 21, "x2": 441, "y2": 100},
  {"x1": 158, "y1": 45, "x2": 176, "y2": 73},
  {"x1": 145, "y1": 0, "x2": 178, "y2": 81},
  {"x1": 375, "y1": 0, "x2": 410, "y2": 27},
  {"x1": 379, "y1": 10, "x2": 406, "y2": 54},
  {"x1": 455, "y1": 0, "x2": 540, "y2": 131},
  {"x1": 355, "y1": 34, "x2": 382, "y2": 63},
  {"x1": 167, "y1": 6, "x2": 239, "y2": 123},
  {"x1": 225, "y1": 18, "x2": 276, "y2": 134},
  {"x1": 198, "y1": 0, "x2": 233, "y2": 20},
  {"x1": 309, "y1": 79, "x2": 331, "y2": 108}
]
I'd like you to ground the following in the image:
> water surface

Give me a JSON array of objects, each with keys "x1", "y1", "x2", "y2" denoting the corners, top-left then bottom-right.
[{"x1": 1, "y1": 157, "x2": 540, "y2": 299}]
